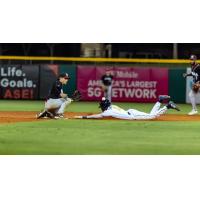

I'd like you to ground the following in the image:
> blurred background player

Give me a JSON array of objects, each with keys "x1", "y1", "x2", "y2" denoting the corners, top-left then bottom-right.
[
  {"x1": 101, "y1": 70, "x2": 113, "y2": 102},
  {"x1": 37, "y1": 73, "x2": 72, "y2": 119},
  {"x1": 75, "y1": 96, "x2": 180, "y2": 120},
  {"x1": 183, "y1": 55, "x2": 200, "y2": 115}
]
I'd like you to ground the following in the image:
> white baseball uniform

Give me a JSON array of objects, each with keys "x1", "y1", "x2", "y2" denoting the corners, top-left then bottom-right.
[{"x1": 85, "y1": 102, "x2": 167, "y2": 120}]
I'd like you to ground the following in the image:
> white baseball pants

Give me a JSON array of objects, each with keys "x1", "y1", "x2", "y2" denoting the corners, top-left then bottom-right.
[{"x1": 45, "y1": 98, "x2": 72, "y2": 114}]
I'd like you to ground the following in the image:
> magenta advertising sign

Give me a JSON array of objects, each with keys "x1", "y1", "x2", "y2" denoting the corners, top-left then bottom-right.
[{"x1": 77, "y1": 65, "x2": 168, "y2": 102}]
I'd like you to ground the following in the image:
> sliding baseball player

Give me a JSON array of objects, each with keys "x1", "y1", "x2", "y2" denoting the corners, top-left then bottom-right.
[{"x1": 75, "y1": 95, "x2": 180, "y2": 120}]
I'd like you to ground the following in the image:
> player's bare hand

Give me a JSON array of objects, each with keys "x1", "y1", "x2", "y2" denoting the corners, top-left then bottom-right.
[{"x1": 60, "y1": 93, "x2": 67, "y2": 98}]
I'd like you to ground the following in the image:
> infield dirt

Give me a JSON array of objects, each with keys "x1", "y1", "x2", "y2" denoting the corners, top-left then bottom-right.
[{"x1": 0, "y1": 111, "x2": 199, "y2": 123}]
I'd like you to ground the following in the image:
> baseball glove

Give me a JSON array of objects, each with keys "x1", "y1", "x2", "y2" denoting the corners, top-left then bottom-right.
[
  {"x1": 192, "y1": 82, "x2": 200, "y2": 93},
  {"x1": 71, "y1": 90, "x2": 82, "y2": 101}
]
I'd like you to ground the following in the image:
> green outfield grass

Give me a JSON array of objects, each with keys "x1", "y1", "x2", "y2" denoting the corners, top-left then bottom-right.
[
  {"x1": 0, "y1": 100, "x2": 199, "y2": 155},
  {"x1": 0, "y1": 99, "x2": 192, "y2": 113}
]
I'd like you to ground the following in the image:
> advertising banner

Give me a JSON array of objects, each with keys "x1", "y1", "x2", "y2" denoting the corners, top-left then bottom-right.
[
  {"x1": 77, "y1": 65, "x2": 168, "y2": 102},
  {"x1": 39, "y1": 65, "x2": 59, "y2": 99},
  {"x1": 0, "y1": 65, "x2": 39, "y2": 99}
]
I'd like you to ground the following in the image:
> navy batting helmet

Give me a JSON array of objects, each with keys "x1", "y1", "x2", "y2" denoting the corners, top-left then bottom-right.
[
  {"x1": 99, "y1": 97, "x2": 111, "y2": 111},
  {"x1": 190, "y1": 54, "x2": 197, "y2": 60}
]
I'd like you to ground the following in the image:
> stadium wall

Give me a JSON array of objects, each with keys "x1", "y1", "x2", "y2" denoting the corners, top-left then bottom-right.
[
  {"x1": 59, "y1": 64, "x2": 77, "y2": 96},
  {"x1": 0, "y1": 64, "x2": 188, "y2": 103}
]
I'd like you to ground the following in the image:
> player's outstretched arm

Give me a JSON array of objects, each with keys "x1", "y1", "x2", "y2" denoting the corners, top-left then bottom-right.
[{"x1": 74, "y1": 113, "x2": 103, "y2": 119}]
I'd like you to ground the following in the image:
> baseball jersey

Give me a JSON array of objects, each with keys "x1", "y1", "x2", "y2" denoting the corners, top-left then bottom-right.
[
  {"x1": 101, "y1": 75, "x2": 113, "y2": 86},
  {"x1": 47, "y1": 79, "x2": 63, "y2": 99},
  {"x1": 191, "y1": 63, "x2": 200, "y2": 83}
]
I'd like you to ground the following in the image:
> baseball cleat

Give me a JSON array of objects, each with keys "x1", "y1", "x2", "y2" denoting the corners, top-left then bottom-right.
[
  {"x1": 54, "y1": 114, "x2": 64, "y2": 119},
  {"x1": 36, "y1": 110, "x2": 47, "y2": 119},
  {"x1": 188, "y1": 110, "x2": 198, "y2": 115},
  {"x1": 158, "y1": 95, "x2": 171, "y2": 103},
  {"x1": 46, "y1": 111, "x2": 55, "y2": 119},
  {"x1": 167, "y1": 101, "x2": 180, "y2": 111}
]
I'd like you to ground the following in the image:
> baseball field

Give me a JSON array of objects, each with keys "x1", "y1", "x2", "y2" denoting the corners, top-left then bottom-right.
[{"x1": 0, "y1": 100, "x2": 200, "y2": 155}]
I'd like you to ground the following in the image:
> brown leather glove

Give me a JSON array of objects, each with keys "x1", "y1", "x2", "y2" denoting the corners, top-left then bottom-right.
[
  {"x1": 192, "y1": 82, "x2": 200, "y2": 93},
  {"x1": 71, "y1": 90, "x2": 82, "y2": 101}
]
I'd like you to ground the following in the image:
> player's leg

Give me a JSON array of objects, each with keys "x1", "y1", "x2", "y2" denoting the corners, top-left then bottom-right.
[
  {"x1": 126, "y1": 95, "x2": 169, "y2": 119},
  {"x1": 107, "y1": 85, "x2": 112, "y2": 102},
  {"x1": 150, "y1": 95, "x2": 170, "y2": 115},
  {"x1": 56, "y1": 98, "x2": 72, "y2": 117},
  {"x1": 139, "y1": 99, "x2": 179, "y2": 120},
  {"x1": 126, "y1": 95, "x2": 176, "y2": 120},
  {"x1": 36, "y1": 109, "x2": 49, "y2": 119},
  {"x1": 188, "y1": 90, "x2": 198, "y2": 115},
  {"x1": 150, "y1": 102, "x2": 161, "y2": 115},
  {"x1": 45, "y1": 98, "x2": 62, "y2": 110},
  {"x1": 152, "y1": 106, "x2": 168, "y2": 116},
  {"x1": 36, "y1": 109, "x2": 55, "y2": 119},
  {"x1": 127, "y1": 106, "x2": 168, "y2": 120},
  {"x1": 153, "y1": 101, "x2": 180, "y2": 117},
  {"x1": 40, "y1": 98, "x2": 70, "y2": 119},
  {"x1": 41, "y1": 98, "x2": 64, "y2": 118},
  {"x1": 36, "y1": 100, "x2": 56, "y2": 119},
  {"x1": 127, "y1": 109, "x2": 151, "y2": 119},
  {"x1": 127, "y1": 108, "x2": 165, "y2": 120},
  {"x1": 104, "y1": 86, "x2": 110, "y2": 102}
]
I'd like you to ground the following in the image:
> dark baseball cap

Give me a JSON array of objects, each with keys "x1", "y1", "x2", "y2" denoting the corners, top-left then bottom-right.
[{"x1": 59, "y1": 73, "x2": 70, "y2": 79}]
